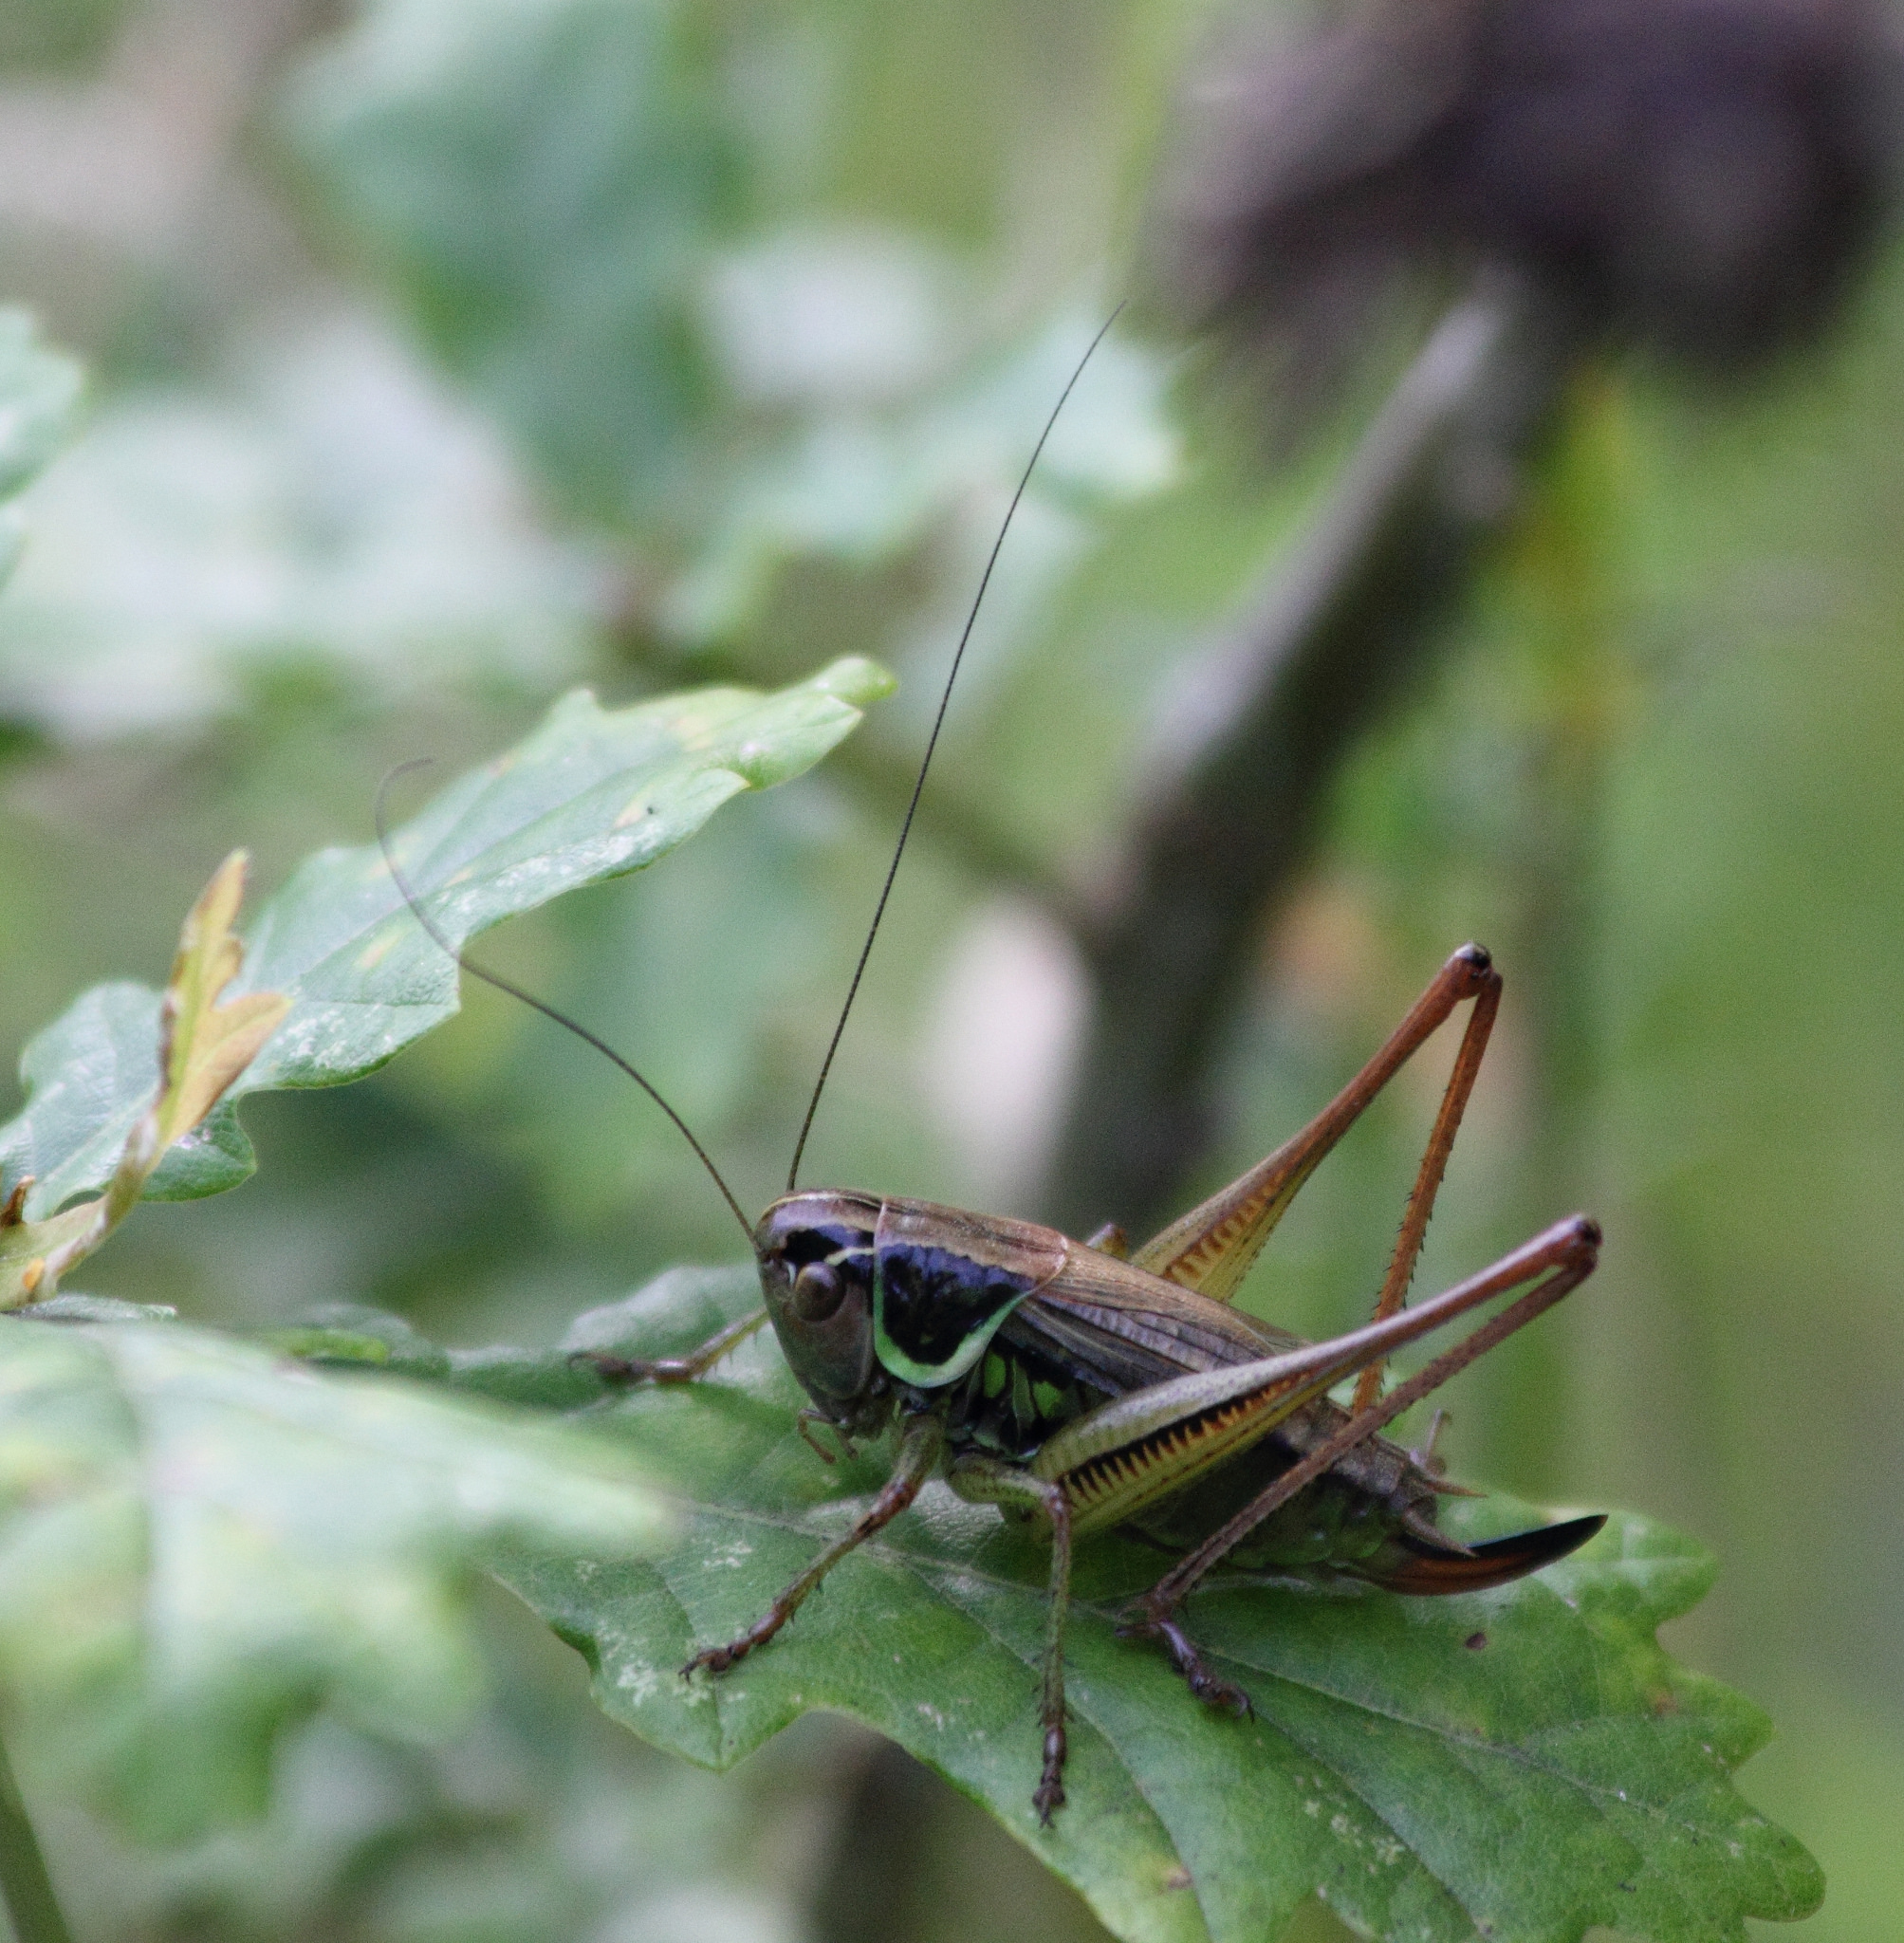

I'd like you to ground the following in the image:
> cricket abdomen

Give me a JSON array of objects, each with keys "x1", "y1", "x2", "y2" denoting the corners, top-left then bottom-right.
[
  {"x1": 943, "y1": 1268, "x2": 1603, "y2": 1596},
  {"x1": 1123, "y1": 1397, "x2": 1606, "y2": 1593},
  {"x1": 1119, "y1": 1395, "x2": 1452, "y2": 1579},
  {"x1": 948, "y1": 1338, "x2": 1456, "y2": 1579}
]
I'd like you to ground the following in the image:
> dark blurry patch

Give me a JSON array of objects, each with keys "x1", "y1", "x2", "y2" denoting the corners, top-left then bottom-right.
[
  {"x1": 1159, "y1": 0, "x2": 1904, "y2": 398},
  {"x1": 0, "y1": 719, "x2": 49, "y2": 769}
]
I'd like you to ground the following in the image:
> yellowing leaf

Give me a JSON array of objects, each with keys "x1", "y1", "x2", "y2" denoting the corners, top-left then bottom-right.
[
  {"x1": 0, "y1": 855, "x2": 287, "y2": 1307},
  {"x1": 145, "y1": 853, "x2": 291, "y2": 1160},
  {"x1": 0, "y1": 1199, "x2": 94, "y2": 1306}
]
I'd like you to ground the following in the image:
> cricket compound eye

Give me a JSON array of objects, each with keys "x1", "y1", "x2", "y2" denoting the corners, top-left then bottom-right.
[{"x1": 790, "y1": 1261, "x2": 846, "y2": 1323}]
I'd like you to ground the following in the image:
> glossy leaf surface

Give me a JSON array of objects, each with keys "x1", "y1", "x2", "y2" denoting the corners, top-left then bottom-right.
[
  {"x1": 0, "y1": 1307, "x2": 668, "y2": 1841},
  {"x1": 441, "y1": 1268, "x2": 1822, "y2": 1943},
  {"x1": 0, "y1": 657, "x2": 892, "y2": 1217}
]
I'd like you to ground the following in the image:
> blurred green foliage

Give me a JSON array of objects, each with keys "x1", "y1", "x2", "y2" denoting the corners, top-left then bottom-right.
[
  {"x1": 0, "y1": 0, "x2": 127, "y2": 72},
  {"x1": 0, "y1": 1305, "x2": 668, "y2": 1840},
  {"x1": 0, "y1": 0, "x2": 1899, "y2": 1938},
  {"x1": 287, "y1": 0, "x2": 747, "y2": 530}
]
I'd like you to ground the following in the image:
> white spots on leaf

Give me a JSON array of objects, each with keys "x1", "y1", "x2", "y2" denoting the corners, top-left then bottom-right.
[
  {"x1": 703, "y1": 1539, "x2": 754, "y2": 1570},
  {"x1": 916, "y1": 1703, "x2": 945, "y2": 1730},
  {"x1": 615, "y1": 1661, "x2": 660, "y2": 1703}
]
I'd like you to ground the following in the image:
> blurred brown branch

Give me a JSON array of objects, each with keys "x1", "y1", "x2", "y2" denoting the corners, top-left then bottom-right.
[
  {"x1": 1042, "y1": 0, "x2": 1902, "y2": 1239},
  {"x1": 1044, "y1": 276, "x2": 1580, "y2": 1236}
]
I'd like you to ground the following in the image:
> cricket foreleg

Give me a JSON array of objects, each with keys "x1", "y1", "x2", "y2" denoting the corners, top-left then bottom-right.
[
  {"x1": 1133, "y1": 945, "x2": 1499, "y2": 1305},
  {"x1": 578, "y1": 1305, "x2": 771, "y2": 1385},
  {"x1": 949, "y1": 1456, "x2": 1075, "y2": 1823},
  {"x1": 1122, "y1": 1214, "x2": 1600, "y2": 1645},
  {"x1": 686, "y1": 1411, "x2": 944, "y2": 1676}
]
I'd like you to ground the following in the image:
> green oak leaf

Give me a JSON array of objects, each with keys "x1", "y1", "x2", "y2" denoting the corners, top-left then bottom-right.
[
  {"x1": 284, "y1": 0, "x2": 741, "y2": 529},
  {"x1": 0, "y1": 1309, "x2": 668, "y2": 1841},
  {"x1": 0, "y1": 657, "x2": 892, "y2": 1219},
  {"x1": 444, "y1": 1267, "x2": 1821, "y2": 1943}
]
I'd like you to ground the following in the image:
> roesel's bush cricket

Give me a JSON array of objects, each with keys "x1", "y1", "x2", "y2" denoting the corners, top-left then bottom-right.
[{"x1": 384, "y1": 320, "x2": 1604, "y2": 1824}]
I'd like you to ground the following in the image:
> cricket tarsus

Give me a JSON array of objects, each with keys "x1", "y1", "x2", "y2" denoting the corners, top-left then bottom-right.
[
  {"x1": 1036, "y1": 1723, "x2": 1067, "y2": 1825},
  {"x1": 784, "y1": 304, "x2": 1127, "y2": 1194},
  {"x1": 1137, "y1": 1616, "x2": 1252, "y2": 1718},
  {"x1": 373, "y1": 761, "x2": 759, "y2": 1249}
]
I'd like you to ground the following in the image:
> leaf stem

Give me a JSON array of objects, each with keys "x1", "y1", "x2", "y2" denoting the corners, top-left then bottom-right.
[{"x1": 0, "y1": 1732, "x2": 73, "y2": 1943}]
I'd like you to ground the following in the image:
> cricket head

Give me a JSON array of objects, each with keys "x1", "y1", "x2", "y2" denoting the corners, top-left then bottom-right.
[{"x1": 753, "y1": 1189, "x2": 888, "y2": 1433}]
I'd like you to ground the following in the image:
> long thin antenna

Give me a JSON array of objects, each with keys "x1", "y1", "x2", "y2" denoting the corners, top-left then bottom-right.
[
  {"x1": 375, "y1": 762, "x2": 760, "y2": 1250},
  {"x1": 785, "y1": 305, "x2": 1126, "y2": 1192}
]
